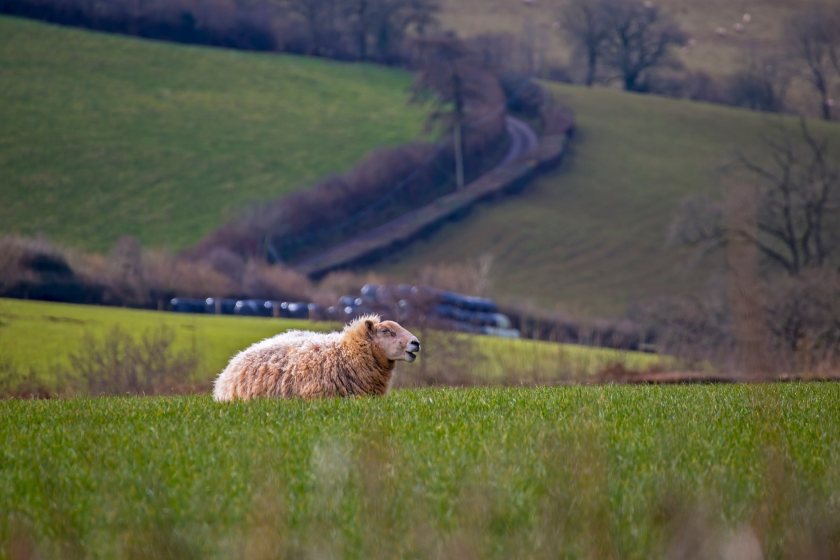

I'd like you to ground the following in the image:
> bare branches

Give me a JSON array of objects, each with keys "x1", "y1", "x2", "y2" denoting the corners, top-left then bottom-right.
[
  {"x1": 786, "y1": 4, "x2": 840, "y2": 120},
  {"x1": 671, "y1": 120, "x2": 840, "y2": 276},
  {"x1": 559, "y1": 0, "x2": 609, "y2": 86},
  {"x1": 69, "y1": 326, "x2": 200, "y2": 395},
  {"x1": 560, "y1": 0, "x2": 687, "y2": 92}
]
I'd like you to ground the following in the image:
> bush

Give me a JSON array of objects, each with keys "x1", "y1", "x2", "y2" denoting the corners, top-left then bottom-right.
[
  {"x1": 764, "y1": 270, "x2": 840, "y2": 374},
  {"x1": 69, "y1": 325, "x2": 200, "y2": 396},
  {"x1": 726, "y1": 56, "x2": 791, "y2": 113},
  {"x1": 240, "y1": 260, "x2": 311, "y2": 302}
]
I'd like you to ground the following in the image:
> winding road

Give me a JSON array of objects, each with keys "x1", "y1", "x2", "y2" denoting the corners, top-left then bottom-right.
[
  {"x1": 498, "y1": 116, "x2": 539, "y2": 167},
  {"x1": 295, "y1": 116, "x2": 539, "y2": 275}
]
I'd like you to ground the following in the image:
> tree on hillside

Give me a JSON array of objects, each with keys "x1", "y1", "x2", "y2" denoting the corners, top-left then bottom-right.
[
  {"x1": 786, "y1": 4, "x2": 840, "y2": 121},
  {"x1": 727, "y1": 54, "x2": 792, "y2": 113},
  {"x1": 345, "y1": 0, "x2": 438, "y2": 62},
  {"x1": 599, "y1": 0, "x2": 687, "y2": 92},
  {"x1": 671, "y1": 119, "x2": 840, "y2": 276},
  {"x1": 412, "y1": 35, "x2": 503, "y2": 189},
  {"x1": 282, "y1": 0, "x2": 344, "y2": 57},
  {"x1": 282, "y1": 0, "x2": 438, "y2": 61},
  {"x1": 662, "y1": 121, "x2": 840, "y2": 373},
  {"x1": 559, "y1": 0, "x2": 609, "y2": 86}
]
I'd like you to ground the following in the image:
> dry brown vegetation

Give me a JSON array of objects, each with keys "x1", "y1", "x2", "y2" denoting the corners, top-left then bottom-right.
[
  {"x1": 661, "y1": 119, "x2": 840, "y2": 377},
  {"x1": 70, "y1": 325, "x2": 201, "y2": 396},
  {"x1": 0, "y1": 234, "x2": 312, "y2": 309}
]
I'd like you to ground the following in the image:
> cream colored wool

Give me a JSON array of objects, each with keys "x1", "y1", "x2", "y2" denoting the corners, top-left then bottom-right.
[{"x1": 213, "y1": 314, "x2": 420, "y2": 401}]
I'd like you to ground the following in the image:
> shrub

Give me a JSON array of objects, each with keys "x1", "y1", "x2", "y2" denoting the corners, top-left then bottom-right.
[
  {"x1": 726, "y1": 56, "x2": 791, "y2": 113},
  {"x1": 240, "y1": 260, "x2": 311, "y2": 302},
  {"x1": 69, "y1": 325, "x2": 200, "y2": 396}
]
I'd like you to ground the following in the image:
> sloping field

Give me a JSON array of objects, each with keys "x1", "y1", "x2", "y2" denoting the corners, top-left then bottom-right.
[
  {"x1": 0, "y1": 16, "x2": 424, "y2": 251},
  {"x1": 1, "y1": 385, "x2": 838, "y2": 557},
  {"x1": 374, "y1": 84, "x2": 840, "y2": 315},
  {"x1": 0, "y1": 298, "x2": 664, "y2": 393}
]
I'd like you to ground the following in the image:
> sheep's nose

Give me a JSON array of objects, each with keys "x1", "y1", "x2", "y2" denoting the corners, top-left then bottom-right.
[{"x1": 409, "y1": 339, "x2": 421, "y2": 352}]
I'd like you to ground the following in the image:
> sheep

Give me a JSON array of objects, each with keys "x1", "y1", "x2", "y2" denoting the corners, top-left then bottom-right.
[{"x1": 213, "y1": 314, "x2": 420, "y2": 400}]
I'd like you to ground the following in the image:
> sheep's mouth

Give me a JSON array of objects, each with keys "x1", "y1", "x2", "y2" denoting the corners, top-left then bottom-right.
[{"x1": 405, "y1": 351, "x2": 417, "y2": 362}]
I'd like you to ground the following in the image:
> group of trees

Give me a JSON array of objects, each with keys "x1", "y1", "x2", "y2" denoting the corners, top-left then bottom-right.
[
  {"x1": 0, "y1": 0, "x2": 440, "y2": 63},
  {"x1": 558, "y1": 0, "x2": 840, "y2": 120},
  {"x1": 787, "y1": 6, "x2": 840, "y2": 120},
  {"x1": 560, "y1": 0, "x2": 687, "y2": 92},
  {"x1": 663, "y1": 120, "x2": 840, "y2": 373}
]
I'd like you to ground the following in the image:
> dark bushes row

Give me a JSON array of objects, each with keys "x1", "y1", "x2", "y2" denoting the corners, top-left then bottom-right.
[{"x1": 0, "y1": 0, "x2": 438, "y2": 65}]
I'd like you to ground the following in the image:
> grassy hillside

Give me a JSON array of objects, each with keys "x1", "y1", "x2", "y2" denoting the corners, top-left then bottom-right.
[
  {"x1": 2, "y1": 385, "x2": 839, "y2": 557},
  {"x1": 441, "y1": 0, "x2": 801, "y2": 81},
  {"x1": 374, "y1": 84, "x2": 840, "y2": 315},
  {"x1": 0, "y1": 16, "x2": 424, "y2": 251},
  {"x1": 0, "y1": 298, "x2": 664, "y2": 393}
]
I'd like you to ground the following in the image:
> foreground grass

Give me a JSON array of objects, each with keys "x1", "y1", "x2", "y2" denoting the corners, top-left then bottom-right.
[
  {"x1": 378, "y1": 84, "x2": 840, "y2": 315},
  {"x1": 0, "y1": 299, "x2": 665, "y2": 393},
  {"x1": 0, "y1": 16, "x2": 424, "y2": 251},
  {"x1": 1, "y1": 385, "x2": 838, "y2": 558}
]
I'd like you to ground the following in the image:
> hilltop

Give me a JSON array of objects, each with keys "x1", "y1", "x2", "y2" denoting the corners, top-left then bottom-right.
[
  {"x1": 0, "y1": 16, "x2": 424, "y2": 252},
  {"x1": 441, "y1": 0, "x2": 801, "y2": 81}
]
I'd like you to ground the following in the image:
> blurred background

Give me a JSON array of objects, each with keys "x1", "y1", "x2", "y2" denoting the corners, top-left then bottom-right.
[{"x1": 1, "y1": 0, "x2": 839, "y2": 395}]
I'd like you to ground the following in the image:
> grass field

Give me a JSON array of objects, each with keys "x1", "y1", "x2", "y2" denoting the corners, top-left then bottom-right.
[
  {"x1": 374, "y1": 83, "x2": 840, "y2": 315},
  {"x1": 0, "y1": 16, "x2": 424, "y2": 252},
  {"x1": 1, "y1": 384, "x2": 838, "y2": 558},
  {"x1": 0, "y1": 298, "x2": 665, "y2": 394}
]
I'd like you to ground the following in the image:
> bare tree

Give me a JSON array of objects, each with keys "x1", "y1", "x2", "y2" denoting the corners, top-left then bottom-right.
[
  {"x1": 559, "y1": 0, "x2": 609, "y2": 86},
  {"x1": 282, "y1": 0, "x2": 344, "y2": 57},
  {"x1": 412, "y1": 35, "x2": 501, "y2": 189},
  {"x1": 787, "y1": 5, "x2": 840, "y2": 120},
  {"x1": 671, "y1": 119, "x2": 840, "y2": 276},
  {"x1": 598, "y1": 0, "x2": 687, "y2": 92},
  {"x1": 727, "y1": 54, "x2": 791, "y2": 113},
  {"x1": 282, "y1": 0, "x2": 437, "y2": 61}
]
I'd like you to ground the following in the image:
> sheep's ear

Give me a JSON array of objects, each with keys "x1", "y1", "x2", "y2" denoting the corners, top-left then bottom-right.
[{"x1": 365, "y1": 319, "x2": 375, "y2": 335}]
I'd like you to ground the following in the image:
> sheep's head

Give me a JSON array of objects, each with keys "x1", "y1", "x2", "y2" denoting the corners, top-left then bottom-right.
[{"x1": 367, "y1": 319, "x2": 421, "y2": 362}]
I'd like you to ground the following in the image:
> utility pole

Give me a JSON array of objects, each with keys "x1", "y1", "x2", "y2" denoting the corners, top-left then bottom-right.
[
  {"x1": 453, "y1": 123, "x2": 464, "y2": 189},
  {"x1": 450, "y1": 58, "x2": 465, "y2": 189}
]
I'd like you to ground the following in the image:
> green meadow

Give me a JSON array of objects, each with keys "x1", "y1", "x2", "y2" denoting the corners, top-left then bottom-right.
[
  {"x1": 0, "y1": 16, "x2": 424, "y2": 251},
  {"x1": 1, "y1": 384, "x2": 839, "y2": 558},
  {"x1": 377, "y1": 84, "x2": 840, "y2": 315},
  {"x1": 0, "y1": 298, "x2": 664, "y2": 394}
]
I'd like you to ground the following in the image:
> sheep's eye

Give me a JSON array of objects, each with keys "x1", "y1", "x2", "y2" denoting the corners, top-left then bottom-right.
[{"x1": 390, "y1": 331, "x2": 396, "y2": 337}]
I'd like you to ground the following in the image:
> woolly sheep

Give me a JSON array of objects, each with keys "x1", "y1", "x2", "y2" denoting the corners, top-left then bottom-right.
[{"x1": 213, "y1": 314, "x2": 420, "y2": 400}]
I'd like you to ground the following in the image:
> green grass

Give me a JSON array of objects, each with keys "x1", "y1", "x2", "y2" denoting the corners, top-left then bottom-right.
[
  {"x1": 0, "y1": 298, "x2": 325, "y2": 390},
  {"x1": 1, "y1": 384, "x2": 839, "y2": 558},
  {"x1": 375, "y1": 84, "x2": 840, "y2": 315},
  {"x1": 0, "y1": 298, "x2": 665, "y2": 393},
  {"x1": 0, "y1": 16, "x2": 425, "y2": 251}
]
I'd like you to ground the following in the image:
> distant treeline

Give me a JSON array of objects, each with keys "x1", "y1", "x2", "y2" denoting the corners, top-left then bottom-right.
[{"x1": 0, "y1": 0, "x2": 439, "y2": 64}]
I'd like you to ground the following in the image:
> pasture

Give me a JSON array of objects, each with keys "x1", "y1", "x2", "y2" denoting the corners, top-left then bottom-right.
[
  {"x1": 1, "y1": 384, "x2": 839, "y2": 558},
  {"x1": 0, "y1": 16, "x2": 424, "y2": 251},
  {"x1": 0, "y1": 298, "x2": 666, "y2": 395},
  {"x1": 376, "y1": 83, "x2": 840, "y2": 315}
]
